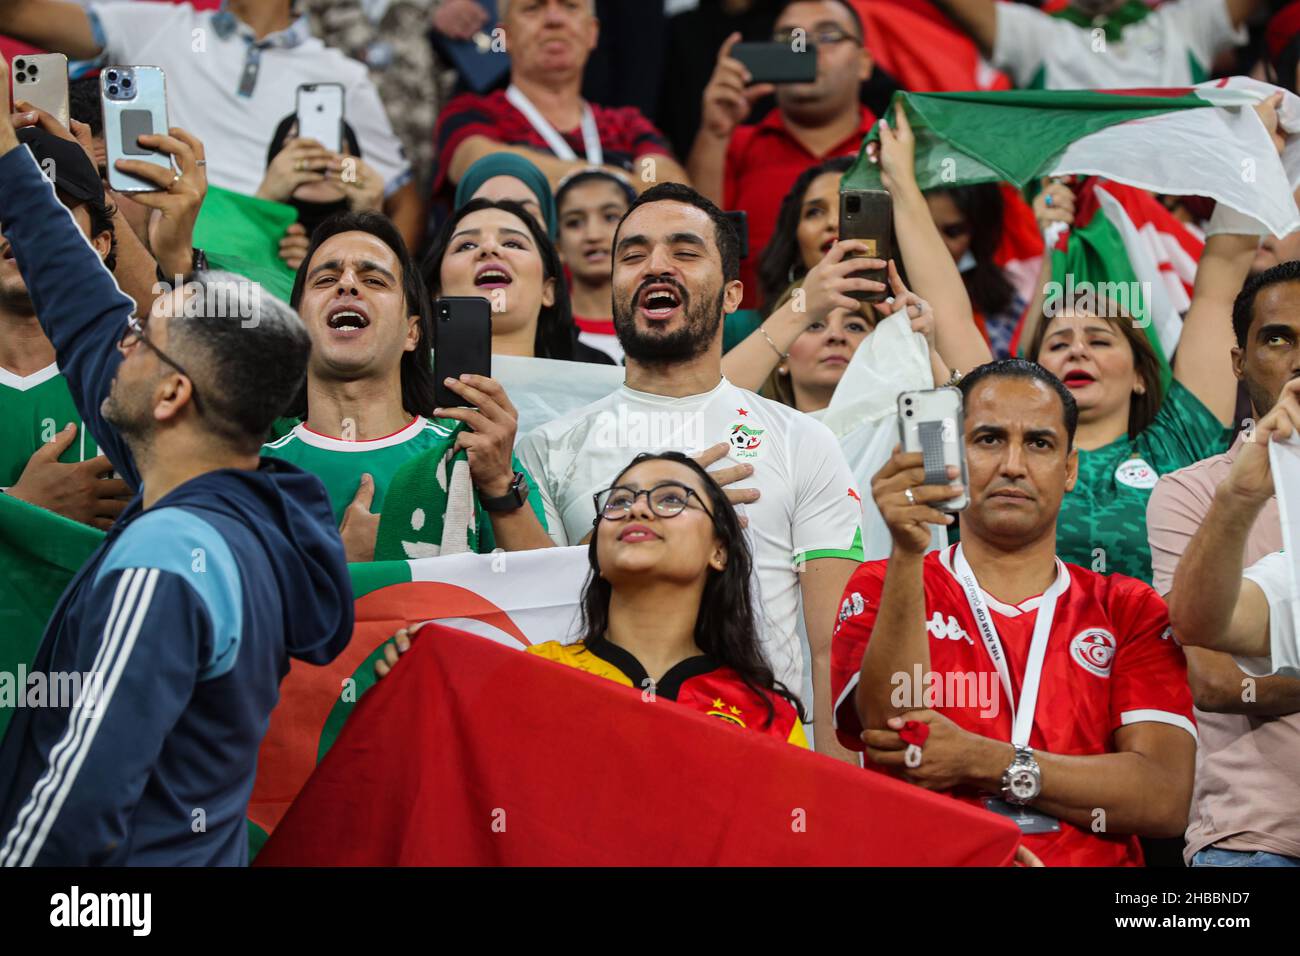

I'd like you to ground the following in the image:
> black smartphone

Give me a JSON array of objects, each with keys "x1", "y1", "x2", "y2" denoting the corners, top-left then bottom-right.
[
  {"x1": 723, "y1": 210, "x2": 749, "y2": 261},
  {"x1": 433, "y1": 297, "x2": 492, "y2": 409},
  {"x1": 839, "y1": 188, "x2": 892, "y2": 304},
  {"x1": 732, "y1": 42, "x2": 818, "y2": 85}
]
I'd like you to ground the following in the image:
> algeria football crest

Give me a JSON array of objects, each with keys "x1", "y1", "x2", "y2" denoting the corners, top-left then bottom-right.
[
  {"x1": 727, "y1": 421, "x2": 765, "y2": 460},
  {"x1": 1114, "y1": 457, "x2": 1158, "y2": 490}
]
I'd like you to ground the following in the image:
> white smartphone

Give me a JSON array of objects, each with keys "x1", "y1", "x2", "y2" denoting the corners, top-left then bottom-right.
[
  {"x1": 12, "y1": 53, "x2": 69, "y2": 128},
  {"x1": 102, "y1": 65, "x2": 171, "y2": 193},
  {"x1": 296, "y1": 82, "x2": 344, "y2": 153},
  {"x1": 898, "y1": 387, "x2": 969, "y2": 513}
]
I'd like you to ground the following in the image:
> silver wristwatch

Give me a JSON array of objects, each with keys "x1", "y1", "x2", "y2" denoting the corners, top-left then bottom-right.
[{"x1": 1001, "y1": 745, "x2": 1042, "y2": 805}]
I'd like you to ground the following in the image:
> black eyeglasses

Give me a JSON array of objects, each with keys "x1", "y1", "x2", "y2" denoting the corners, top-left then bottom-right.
[
  {"x1": 773, "y1": 26, "x2": 859, "y2": 47},
  {"x1": 593, "y1": 481, "x2": 715, "y2": 522},
  {"x1": 119, "y1": 314, "x2": 205, "y2": 416}
]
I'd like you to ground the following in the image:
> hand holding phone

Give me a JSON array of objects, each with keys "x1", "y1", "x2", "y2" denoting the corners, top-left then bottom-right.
[
  {"x1": 433, "y1": 297, "x2": 493, "y2": 409},
  {"x1": 102, "y1": 66, "x2": 171, "y2": 193},
  {"x1": 897, "y1": 388, "x2": 969, "y2": 514},
  {"x1": 839, "y1": 188, "x2": 892, "y2": 304}
]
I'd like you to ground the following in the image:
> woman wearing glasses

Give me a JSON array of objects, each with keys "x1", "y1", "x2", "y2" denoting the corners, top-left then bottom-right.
[{"x1": 378, "y1": 451, "x2": 807, "y2": 746}]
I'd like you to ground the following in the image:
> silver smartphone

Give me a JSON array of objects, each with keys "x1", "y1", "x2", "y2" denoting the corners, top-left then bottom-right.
[
  {"x1": 12, "y1": 53, "x2": 69, "y2": 128},
  {"x1": 898, "y1": 387, "x2": 969, "y2": 513},
  {"x1": 102, "y1": 66, "x2": 171, "y2": 193},
  {"x1": 296, "y1": 82, "x2": 344, "y2": 153}
]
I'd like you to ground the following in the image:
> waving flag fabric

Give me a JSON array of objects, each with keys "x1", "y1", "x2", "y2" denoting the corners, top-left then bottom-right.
[{"x1": 255, "y1": 623, "x2": 1023, "y2": 867}]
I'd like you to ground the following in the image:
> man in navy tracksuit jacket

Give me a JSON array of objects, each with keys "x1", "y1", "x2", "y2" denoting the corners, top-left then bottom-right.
[{"x1": 0, "y1": 118, "x2": 353, "y2": 864}]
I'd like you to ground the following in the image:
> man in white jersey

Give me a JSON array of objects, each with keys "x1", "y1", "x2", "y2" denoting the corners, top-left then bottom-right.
[
  {"x1": 264, "y1": 210, "x2": 552, "y2": 562},
  {"x1": 1171, "y1": 377, "x2": 1300, "y2": 680},
  {"x1": 933, "y1": 0, "x2": 1258, "y2": 89},
  {"x1": 516, "y1": 182, "x2": 865, "y2": 761}
]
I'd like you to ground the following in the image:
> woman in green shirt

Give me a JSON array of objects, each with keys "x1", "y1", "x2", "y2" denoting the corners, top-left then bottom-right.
[{"x1": 1025, "y1": 184, "x2": 1252, "y2": 583}]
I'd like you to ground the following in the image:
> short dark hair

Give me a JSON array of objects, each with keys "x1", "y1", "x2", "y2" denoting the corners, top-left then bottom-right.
[
  {"x1": 617, "y1": 182, "x2": 741, "y2": 282},
  {"x1": 777, "y1": 0, "x2": 865, "y2": 43},
  {"x1": 168, "y1": 270, "x2": 312, "y2": 453},
  {"x1": 555, "y1": 168, "x2": 637, "y2": 213},
  {"x1": 68, "y1": 75, "x2": 104, "y2": 138},
  {"x1": 422, "y1": 197, "x2": 578, "y2": 361},
  {"x1": 1232, "y1": 259, "x2": 1300, "y2": 348},
  {"x1": 958, "y1": 358, "x2": 1079, "y2": 448},
  {"x1": 288, "y1": 210, "x2": 435, "y2": 419}
]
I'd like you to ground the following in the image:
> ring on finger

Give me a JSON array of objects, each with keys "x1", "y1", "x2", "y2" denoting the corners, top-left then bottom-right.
[{"x1": 904, "y1": 487, "x2": 916, "y2": 506}]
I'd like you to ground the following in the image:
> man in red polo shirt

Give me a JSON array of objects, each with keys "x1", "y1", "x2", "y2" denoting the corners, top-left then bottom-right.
[
  {"x1": 688, "y1": 0, "x2": 875, "y2": 308},
  {"x1": 432, "y1": 0, "x2": 687, "y2": 201},
  {"x1": 831, "y1": 360, "x2": 1196, "y2": 867}
]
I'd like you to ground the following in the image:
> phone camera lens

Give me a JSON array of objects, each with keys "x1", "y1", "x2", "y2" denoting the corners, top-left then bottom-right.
[
  {"x1": 904, "y1": 397, "x2": 913, "y2": 405},
  {"x1": 107, "y1": 70, "x2": 118, "y2": 80},
  {"x1": 122, "y1": 78, "x2": 132, "y2": 88},
  {"x1": 846, "y1": 195, "x2": 861, "y2": 214},
  {"x1": 14, "y1": 71, "x2": 24, "y2": 83},
  {"x1": 108, "y1": 85, "x2": 119, "y2": 96},
  {"x1": 27, "y1": 63, "x2": 37, "y2": 76}
]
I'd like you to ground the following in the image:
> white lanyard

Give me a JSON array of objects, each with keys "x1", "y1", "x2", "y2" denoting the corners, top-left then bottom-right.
[
  {"x1": 506, "y1": 84, "x2": 604, "y2": 166},
  {"x1": 952, "y1": 544, "x2": 1067, "y2": 749}
]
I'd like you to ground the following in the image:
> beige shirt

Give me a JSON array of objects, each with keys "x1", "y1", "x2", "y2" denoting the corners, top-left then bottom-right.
[{"x1": 1147, "y1": 435, "x2": 1300, "y2": 862}]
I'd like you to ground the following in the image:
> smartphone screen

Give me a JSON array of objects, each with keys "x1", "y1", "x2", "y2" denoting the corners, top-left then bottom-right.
[
  {"x1": 297, "y1": 83, "x2": 344, "y2": 153},
  {"x1": 433, "y1": 297, "x2": 493, "y2": 409}
]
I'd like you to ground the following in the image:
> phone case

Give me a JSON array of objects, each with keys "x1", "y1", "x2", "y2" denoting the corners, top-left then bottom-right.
[
  {"x1": 898, "y1": 387, "x2": 969, "y2": 513},
  {"x1": 840, "y1": 188, "x2": 892, "y2": 304},
  {"x1": 731, "y1": 42, "x2": 818, "y2": 84},
  {"x1": 433, "y1": 297, "x2": 493, "y2": 409},
  {"x1": 12, "y1": 54, "x2": 69, "y2": 128},
  {"x1": 296, "y1": 83, "x2": 345, "y2": 154},
  {"x1": 102, "y1": 66, "x2": 170, "y2": 193}
]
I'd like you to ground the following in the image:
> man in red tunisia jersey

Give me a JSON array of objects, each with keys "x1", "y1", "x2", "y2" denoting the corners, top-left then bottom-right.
[{"x1": 831, "y1": 359, "x2": 1197, "y2": 867}]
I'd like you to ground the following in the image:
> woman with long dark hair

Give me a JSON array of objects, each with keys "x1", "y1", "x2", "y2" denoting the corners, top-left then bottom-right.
[
  {"x1": 377, "y1": 452, "x2": 807, "y2": 744},
  {"x1": 423, "y1": 198, "x2": 612, "y2": 364}
]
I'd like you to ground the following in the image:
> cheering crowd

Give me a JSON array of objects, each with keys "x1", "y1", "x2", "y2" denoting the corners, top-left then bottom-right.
[{"x1": 0, "y1": 0, "x2": 1297, "y2": 869}]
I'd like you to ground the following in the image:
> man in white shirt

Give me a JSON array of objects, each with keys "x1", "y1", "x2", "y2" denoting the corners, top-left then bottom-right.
[
  {"x1": 1169, "y1": 377, "x2": 1300, "y2": 679},
  {"x1": 517, "y1": 182, "x2": 865, "y2": 761},
  {"x1": 0, "y1": 0, "x2": 422, "y2": 247},
  {"x1": 933, "y1": 0, "x2": 1258, "y2": 89}
]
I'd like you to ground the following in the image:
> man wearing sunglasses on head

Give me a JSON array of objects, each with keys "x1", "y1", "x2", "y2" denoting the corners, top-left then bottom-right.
[
  {"x1": 0, "y1": 57, "x2": 354, "y2": 866},
  {"x1": 687, "y1": 0, "x2": 875, "y2": 308}
]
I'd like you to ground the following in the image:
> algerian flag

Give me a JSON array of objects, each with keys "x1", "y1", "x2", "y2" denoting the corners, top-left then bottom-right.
[
  {"x1": 247, "y1": 546, "x2": 590, "y2": 852},
  {"x1": 844, "y1": 78, "x2": 1300, "y2": 237},
  {"x1": 192, "y1": 185, "x2": 299, "y2": 303}
]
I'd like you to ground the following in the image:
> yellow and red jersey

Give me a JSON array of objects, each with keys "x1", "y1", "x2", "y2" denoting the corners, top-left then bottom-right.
[{"x1": 528, "y1": 637, "x2": 807, "y2": 748}]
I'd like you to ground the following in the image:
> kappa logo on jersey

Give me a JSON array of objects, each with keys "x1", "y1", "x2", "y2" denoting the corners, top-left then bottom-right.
[
  {"x1": 838, "y1": 591, "x2": 866, "y2": 623},
  {"x1": 727, "y1": 421, "x2": 765, "y2": 459},
  {"x1": 926, "y1": 612, "x2": 973, "y2": 645},
  {"x1": 1070, "y1": 628, "x2": 1117, "y2": 678}
]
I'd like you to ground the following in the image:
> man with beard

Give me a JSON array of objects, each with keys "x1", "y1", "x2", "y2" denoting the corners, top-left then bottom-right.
[
  {"x1": 516, "y1": 182, "x2": 865, "y2": 761},
  {"x1": 933, "y1": 0, "x2": 1258, "y2": 90},
  {"x1": 0, "y1": 77, "x2": 353, "y2": 865},
  {"x1": 687, "y1": 0, "x2": 875, "y2": 307}
]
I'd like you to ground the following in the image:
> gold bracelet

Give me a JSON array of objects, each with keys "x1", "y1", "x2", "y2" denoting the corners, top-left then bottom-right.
[{"x1": 761, "y1": 326, "x2": 789, "y2": 361}]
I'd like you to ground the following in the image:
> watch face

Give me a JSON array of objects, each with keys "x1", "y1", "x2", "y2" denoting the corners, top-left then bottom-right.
[{"x1": 1009, "y1": 769, "x2": 1039, "y2": 801}]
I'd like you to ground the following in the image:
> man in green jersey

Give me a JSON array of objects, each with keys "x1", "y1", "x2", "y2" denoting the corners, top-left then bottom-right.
[
  {"x1": 0, "y1": 127, "x2": 128, "y2": 529},
  {"x1": 266, "y1": 210, "x2": 553, "y2": 561}
]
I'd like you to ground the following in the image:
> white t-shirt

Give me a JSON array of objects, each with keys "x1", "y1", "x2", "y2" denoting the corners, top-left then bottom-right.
[
  {"x1": 515, "y1": 377, "x2": 866, "y2": 690},
  {"x1": 88, "y1": 2, "x2": 410, "y2": 197},
  {"x1": 994, "y1": 0, "x2": 1245, "y2": 90},
  {"x1": 1238, "y1": 551, "x2": 1300, "y2": 679}
]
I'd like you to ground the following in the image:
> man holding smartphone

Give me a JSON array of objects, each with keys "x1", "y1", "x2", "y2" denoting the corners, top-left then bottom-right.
[
  {"x1": 687, "y1": 0, "x2": 875, "y2": 307},
  {"x1": 0, "y1": 0, "x2": 422, "y2": 247},
  {"x1": 832, "y1": 359, "x2": 1196, "y2": 866}
]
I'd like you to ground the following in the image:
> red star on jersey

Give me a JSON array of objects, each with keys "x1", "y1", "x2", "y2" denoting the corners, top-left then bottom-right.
[{"x1": 736, "y1": 408, "x2": 749, "y2": 416}]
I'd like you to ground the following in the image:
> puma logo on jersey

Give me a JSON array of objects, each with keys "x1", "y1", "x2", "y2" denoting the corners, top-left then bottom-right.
[{"x1": 927, "y1": 612, "x2": 973, "y2": 645}]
